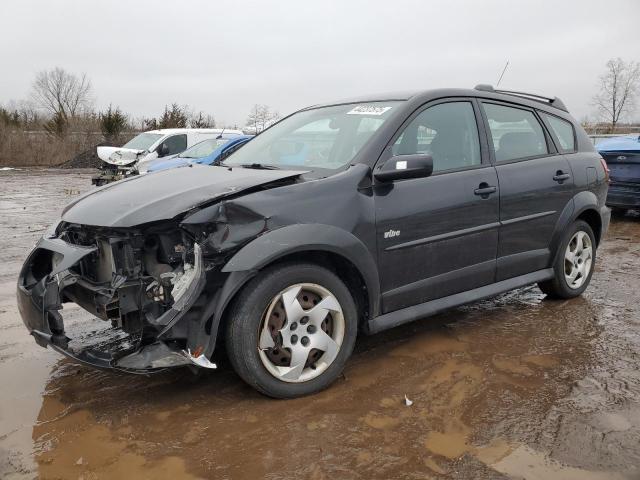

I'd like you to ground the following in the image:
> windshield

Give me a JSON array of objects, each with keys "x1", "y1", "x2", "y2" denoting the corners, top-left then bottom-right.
[
  {"x1": 179, "y1": 138, "x2": 230, "y2": 159},
  {"x1": 122, "y1": 132, "x2": 163, "y2": 151},
  {"x1": 223, "y1": 102, "x2": 400, "y2": 170}
]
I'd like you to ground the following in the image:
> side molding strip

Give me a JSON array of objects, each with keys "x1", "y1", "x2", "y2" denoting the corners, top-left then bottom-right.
[
  {"x1": 367, "y1": 268, "x2": 554, "y2": 334},
  {"x1": 385, "y1": 222, "x2": 501, "y2": 251},
  {"x1": 384, "y1": 211, "x2": 555, "y2": 252},
  {"x1": 500, "y1": 210, "x2": 556, "y2": 226}
]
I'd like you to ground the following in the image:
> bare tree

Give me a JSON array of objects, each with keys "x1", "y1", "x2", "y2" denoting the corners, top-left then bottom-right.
[
  {"x1": 30, "y1": 67, "x2": 93, "y2": 120},
  {"x1": 593, "y1": 58, "x2": 640, "y2": 132},
  {"x1": 245, "y1": 104, "x2": 280, "y2": 134}
]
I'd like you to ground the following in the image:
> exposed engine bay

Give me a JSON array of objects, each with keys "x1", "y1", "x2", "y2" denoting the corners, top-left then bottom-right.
[{"x1": 19, "y1": 221, "x2": 218, "y2": 370}]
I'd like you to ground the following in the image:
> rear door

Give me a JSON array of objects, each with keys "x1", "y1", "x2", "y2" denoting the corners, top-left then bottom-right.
[
  {"x1": 481, "y1": 101, "x2": 575, "y2": 281},
  {"x1": 374, "y1": 99, "x2": 499, "y2": 313}
]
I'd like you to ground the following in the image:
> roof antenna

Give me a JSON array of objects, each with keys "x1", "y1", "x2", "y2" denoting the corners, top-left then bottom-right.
[
  {"x1": 216, "y1": 127, "x2": 226, "y2": 140},
  {"x1": 496, "y1": 61, "x2": 509, "y2": 87}
]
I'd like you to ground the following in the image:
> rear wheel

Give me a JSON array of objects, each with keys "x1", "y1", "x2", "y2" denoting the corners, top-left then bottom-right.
[
  {"x1": 538, "y1": 220, "x2": 596, "y2": 299},
  {"x1": 225, "y1": 262, "x2": 357, "y2": 398}
]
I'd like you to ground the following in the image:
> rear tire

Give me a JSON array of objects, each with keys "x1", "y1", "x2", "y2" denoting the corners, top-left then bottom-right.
[
  {"x1": 538, "y1": 220, "x2": 596, "y2": 299},
  {"x1": 225, "y1": 262, "x2": 358, "y2": 398}
]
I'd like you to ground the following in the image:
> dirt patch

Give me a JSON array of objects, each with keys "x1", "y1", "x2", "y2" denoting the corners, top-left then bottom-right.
[{"x1": 1, "y1": 169, "x2": 640, "y2": 479}]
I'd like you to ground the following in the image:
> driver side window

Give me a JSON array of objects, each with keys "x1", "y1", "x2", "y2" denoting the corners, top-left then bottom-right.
[
  {"x1": 160, "y1": 134, "x2": 187, "y2": 156},
  {"x1": 393, "y1": 102, "x2": 481, "y2": 173}
]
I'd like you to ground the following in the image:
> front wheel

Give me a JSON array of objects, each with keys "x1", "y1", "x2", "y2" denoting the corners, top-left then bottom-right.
[
  {"x1": 538, "y1": 220, "x2": 596, "y2": 299},
  {"x1": 224, "y1": 262, "x2": 358, "y2": 398}
]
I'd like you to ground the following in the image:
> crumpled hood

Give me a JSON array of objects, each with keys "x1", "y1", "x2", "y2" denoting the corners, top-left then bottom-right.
[
  {"x1": 97, "y1": 146, "x2": 145, "y2": 165},
  {"x1": 62, "y1": 164, "x2": 306, "y2": 228}
]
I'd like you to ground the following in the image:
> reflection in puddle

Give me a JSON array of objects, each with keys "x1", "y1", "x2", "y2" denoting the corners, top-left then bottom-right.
[{"x1": 29, "y1": 285, "x2": 605, "y2": 478}]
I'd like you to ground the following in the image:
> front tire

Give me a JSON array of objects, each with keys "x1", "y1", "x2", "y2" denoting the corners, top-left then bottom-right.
[
  {"x1": 224, "y1": 262, "x2": 358, "y2": 398},
  {"x1": 538, "y1": 220, "x2": 596, "y2": 299}
]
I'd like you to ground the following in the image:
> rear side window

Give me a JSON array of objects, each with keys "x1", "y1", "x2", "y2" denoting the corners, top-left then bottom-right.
[
  {"x1": 163, "y1": 134, "x2": 187, "y2": 155},
  {"x1": 541, "y1": 113, "x2": 576, "y2": 153},
  {"x1": 483, "y1": 103, "x2": 549, "y2": 162}
]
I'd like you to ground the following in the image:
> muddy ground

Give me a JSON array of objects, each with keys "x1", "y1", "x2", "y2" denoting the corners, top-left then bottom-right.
[{"x1": 1, "y1": 168, "x2": 639, "y2": 480}]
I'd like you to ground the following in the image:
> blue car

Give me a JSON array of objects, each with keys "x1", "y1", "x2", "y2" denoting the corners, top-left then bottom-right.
[
  {"x1": 146, "y1": 135, "x2": 254, "y2": 173},
  {"x1": 597, "y1": 135, "x2": 640, "y2": 212}
]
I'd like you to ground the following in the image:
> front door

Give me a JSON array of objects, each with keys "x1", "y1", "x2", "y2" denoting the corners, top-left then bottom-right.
[
  {"x1": 480, "y1": 101, "x2": 575, "y2": 280},
  {"x1": 374, "y1": 100, "x2": 499, "y2": 313}
]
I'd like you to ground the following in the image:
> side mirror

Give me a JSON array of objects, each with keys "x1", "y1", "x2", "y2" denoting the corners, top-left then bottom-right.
[
  {"x1": 157, "y1": 143, "x2": 170, "y2": 157},
  {"x1": 374, "y1": 154, "x2": 434, "y2": 182}
]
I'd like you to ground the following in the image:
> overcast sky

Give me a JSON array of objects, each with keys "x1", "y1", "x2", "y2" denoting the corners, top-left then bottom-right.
[{"x1": 1, "y1": 0, "x2": 639, "y2": 126}]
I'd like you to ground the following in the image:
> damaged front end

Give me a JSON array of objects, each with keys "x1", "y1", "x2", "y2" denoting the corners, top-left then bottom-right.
[
  {"x1": 92, "y1": 147, "x2": 145, "y2": 186},
  {"x1": 18, "y1": 164, "x2": 307, "y2": 372},
  {"x1": 17, "y1": 222, "x2": 217, "y2": 371}
]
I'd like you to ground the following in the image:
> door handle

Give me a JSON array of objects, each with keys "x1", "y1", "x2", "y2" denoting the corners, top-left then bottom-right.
[
  {"x1": 553, "y1": 171, "x2": 571, "y2": 183},
  {"x1": 474, "y1": 183, "x2": 497, "y2": 197}
]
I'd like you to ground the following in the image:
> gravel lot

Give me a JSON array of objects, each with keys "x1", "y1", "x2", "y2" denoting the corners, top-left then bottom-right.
[{"x1": 1, "y1": 168, "x2": 639, "y2": 479}]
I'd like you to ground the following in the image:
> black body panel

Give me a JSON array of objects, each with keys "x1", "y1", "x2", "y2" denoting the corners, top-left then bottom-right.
[
  {"x1": 493, "y1": 155, "x2": 575, "y2": 280},
  {"x1": 375, "y1": 166, "x2": 500, "y2": 312}
]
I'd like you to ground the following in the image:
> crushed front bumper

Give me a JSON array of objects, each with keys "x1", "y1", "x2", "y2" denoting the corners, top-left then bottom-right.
[
  {"x1": 91, "y1": 165, "x2": 138, "y2": 186},
  {"x1": 17, "y1": 236, "x2": 215, "y2": 372}
]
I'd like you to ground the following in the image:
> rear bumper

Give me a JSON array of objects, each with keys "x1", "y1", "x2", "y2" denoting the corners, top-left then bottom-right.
[
  {"x1": 17, "y1": 237, "x2": 215, "y2": 372},
  {"x1": 606, "y1": 184, "x2": 640, "y2": 209}
]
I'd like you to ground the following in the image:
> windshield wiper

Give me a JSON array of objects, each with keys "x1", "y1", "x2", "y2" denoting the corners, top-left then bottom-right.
[{"x1": 236, "y1": 163, "x2": 280, "y2": 170}]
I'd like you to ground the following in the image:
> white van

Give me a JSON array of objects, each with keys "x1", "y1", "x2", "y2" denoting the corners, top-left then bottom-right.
[{"x1": 93, "y1": 128, "x2": 243, "y2": 185}]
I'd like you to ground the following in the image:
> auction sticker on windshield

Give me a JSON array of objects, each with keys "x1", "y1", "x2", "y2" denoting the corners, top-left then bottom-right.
[{"x1": 347, "y1": 105, "x2": 393, "y2": 115}]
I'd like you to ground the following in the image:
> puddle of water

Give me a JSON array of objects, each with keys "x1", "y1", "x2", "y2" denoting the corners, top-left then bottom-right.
[
  {"x1": 34, "y1": 397, "x2": 201, "y2": 480},
  {"x1": 491, "y1": 445, "x2": 627, "y2": 480}
]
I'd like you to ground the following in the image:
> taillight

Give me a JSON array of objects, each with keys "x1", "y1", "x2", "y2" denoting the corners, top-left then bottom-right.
[{"x1": 599, "y1": 157, "x2": 610, "y2": 183}]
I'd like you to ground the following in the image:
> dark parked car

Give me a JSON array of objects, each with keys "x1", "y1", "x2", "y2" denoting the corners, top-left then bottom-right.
[
  {"x1": 18, "y1": 85, "x2": 610, "y2": 398},
  {"x1": 597, "y1": 135, "x2": 640, "y2": 212}
]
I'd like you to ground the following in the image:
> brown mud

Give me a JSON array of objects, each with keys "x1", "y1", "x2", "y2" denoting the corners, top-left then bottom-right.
[{"x1": 1, "y1": 168, "x2": 639, "y2": 479}]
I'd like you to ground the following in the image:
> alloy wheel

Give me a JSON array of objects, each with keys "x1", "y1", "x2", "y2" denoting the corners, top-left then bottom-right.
[{"x1": 564, "y1": 230, "x2": 593, "y2": 289}]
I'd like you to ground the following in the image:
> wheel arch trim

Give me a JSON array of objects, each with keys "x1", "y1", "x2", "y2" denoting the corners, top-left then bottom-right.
[{"x1": 549, "y1": 190, "x2": 603, "y2": 264}]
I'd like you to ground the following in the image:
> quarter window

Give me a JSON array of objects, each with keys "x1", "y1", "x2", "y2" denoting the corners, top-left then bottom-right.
[
  {"x1": 483, "y1": 103, "x2": 549, "y2": 162},
  {"x1": 541, "y1": 113, "x2": 576, "y2": 153},
  {"x1": 393, "y1": 102, "x2": 481, "y2": 172}
]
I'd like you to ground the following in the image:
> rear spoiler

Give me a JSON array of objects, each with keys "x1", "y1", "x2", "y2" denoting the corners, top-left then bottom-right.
[{"x1": 474, "y1": 84, "x2": 568, "y2": 112}]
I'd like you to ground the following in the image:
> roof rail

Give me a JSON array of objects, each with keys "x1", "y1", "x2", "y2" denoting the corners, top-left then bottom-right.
[{"x1": 473, "y1": 84, "x2": 568, "y2": 112}]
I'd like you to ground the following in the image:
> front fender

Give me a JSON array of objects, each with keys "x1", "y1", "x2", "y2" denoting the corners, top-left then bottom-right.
[
  {"x1": 202, "y1": 224, "x2": 381, "y2": 357},
  {"x1": 223, "y1": 223, "x2": 381, "y2": 315}
]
